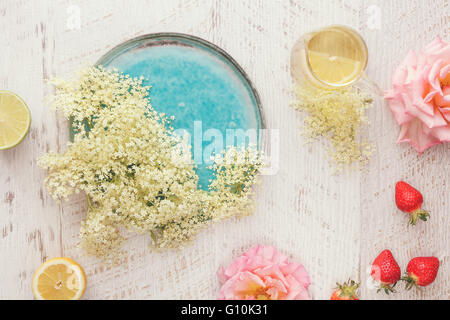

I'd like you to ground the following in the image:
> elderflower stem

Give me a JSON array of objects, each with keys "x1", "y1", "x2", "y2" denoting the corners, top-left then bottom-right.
[{"x1": 86, "y1": 194, "x2": 93, "y2": 210}]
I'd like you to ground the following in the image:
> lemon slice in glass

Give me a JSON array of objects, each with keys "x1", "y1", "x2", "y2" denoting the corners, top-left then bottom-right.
[
  {"x1": 31, "y1": 257, "x2": 87, "y2": 300},
  {"x1": 0, "y1": 90, "x2": 31, "y2": 150},
  {"x1": 308, "y1": 50, "x2": 362, "y2": 85}
]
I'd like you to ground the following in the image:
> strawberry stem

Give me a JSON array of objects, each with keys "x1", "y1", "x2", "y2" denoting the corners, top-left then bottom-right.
[
  {"x1": 409, "y1": 209, "x2": 430, "y2": 226},
  {"x1": 400, "y1": 274, "x2": 421, "y2": 291},
  {"x1": 335, "y1": 279, "x2": 360, "y2": 299},
  {"x1": 377, "y1": 282, "x2": 397, "y2": 295}
]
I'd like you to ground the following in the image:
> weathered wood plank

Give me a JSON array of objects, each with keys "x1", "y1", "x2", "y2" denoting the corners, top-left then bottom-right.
[{"x1": 0, "y1": 0, "x2": 448, "y2": 300}]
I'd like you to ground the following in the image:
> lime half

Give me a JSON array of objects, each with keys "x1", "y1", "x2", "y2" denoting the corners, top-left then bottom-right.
[{"x1": 0, "y1": 90, "x2": 31, "y2": 150}]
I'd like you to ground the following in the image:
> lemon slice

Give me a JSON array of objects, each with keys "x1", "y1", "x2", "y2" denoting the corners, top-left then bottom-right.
[
  {"x1": 0, "y1": 90, "x2": 31, "y2": 150},
  {"x1": 31, "y1": 257, "x2": 86, "y2": 300},
  {"x1": 308, "y1": 51, "x2": 362, "y2": 85}
]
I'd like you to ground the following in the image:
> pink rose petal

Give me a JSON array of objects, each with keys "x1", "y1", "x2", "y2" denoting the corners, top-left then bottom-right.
[
  {"x1": 385, "y1": 37, "x2": 450, "y2": 152},
  {"x1": 217, "y1": 246, "x2": 310, "y2": 300},
  {"x1": 397, "y1": 119, "x2": 442, "y2": 153}
]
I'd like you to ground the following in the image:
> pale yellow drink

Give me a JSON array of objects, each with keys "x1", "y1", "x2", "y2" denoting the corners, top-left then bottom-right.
[{"x1": 291, "y1": 25, "x2": 368, "y2": 88}]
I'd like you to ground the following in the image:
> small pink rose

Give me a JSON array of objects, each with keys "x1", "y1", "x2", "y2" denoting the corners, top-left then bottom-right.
[
  {"x1": 217, "y1": 245, "x2": 311, "y2": 300},
  {"x1": 385, "y1": 37, "x2": 450, "y2": 153}
]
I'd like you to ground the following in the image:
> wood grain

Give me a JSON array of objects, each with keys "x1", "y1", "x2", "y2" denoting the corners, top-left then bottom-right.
[{"x1": 0, "y1": 0, "x2": 448, "y2": 300}]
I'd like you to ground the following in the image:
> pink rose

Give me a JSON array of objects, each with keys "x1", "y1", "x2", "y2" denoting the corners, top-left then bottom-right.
[
  {"x1": 385, "y1": 37, "x2": 450, "y2": 153},
  {"x1": 217, "y1": 245, "x2": 311, "y2": 300}
]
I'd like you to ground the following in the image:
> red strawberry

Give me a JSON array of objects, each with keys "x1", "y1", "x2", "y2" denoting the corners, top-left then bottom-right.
[
  {"x1": 395, "y1": 181, "x2": 430, "y2": 225},
  {"x1": 330, "y1": 280, "x2": 359, "y2": 300},
  {"x1": 402, "y1": 257, "x2": 439, "y2": 289},
  {"x1": 370, "y1": 249, "x2": 401, "y2": 294}
]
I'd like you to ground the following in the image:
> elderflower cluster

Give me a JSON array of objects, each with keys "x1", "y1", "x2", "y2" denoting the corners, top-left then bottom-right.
[
  {"x1": 292, "y1": 84, "x2": 375, "y2": 172},
  {"x1": 39, "y1": 66, "x2": 262, "y2": 258}
]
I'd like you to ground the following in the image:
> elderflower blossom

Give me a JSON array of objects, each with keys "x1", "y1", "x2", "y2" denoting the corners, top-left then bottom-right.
[
  {"x1": 292, "y1": 84, "x2": 375, "y2": 172},
  {"x1": 39, "y1": 66, "x2": 262, "y2": 258}
]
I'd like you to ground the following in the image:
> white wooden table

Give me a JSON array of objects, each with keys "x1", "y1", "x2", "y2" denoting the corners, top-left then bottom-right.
[{"x1": 1, "y1": 0, "x2": 449, "y2": 300}]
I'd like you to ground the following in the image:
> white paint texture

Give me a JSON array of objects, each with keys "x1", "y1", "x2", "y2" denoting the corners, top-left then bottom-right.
[{"x1": 0, "y1": 0, "x2": 448, "y2": 299}]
